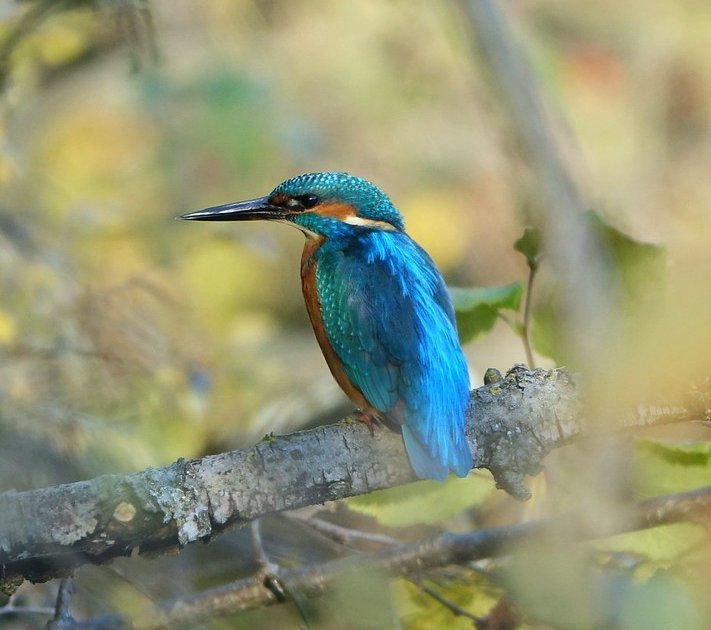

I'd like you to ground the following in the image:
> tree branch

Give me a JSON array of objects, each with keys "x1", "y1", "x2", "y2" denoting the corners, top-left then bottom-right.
[
  {"x1": 0, "y1": 365, "x2": 699, "y2": 593},
  {"x1": 0, "y1": 365, "x2": 572, "y2": 590}
]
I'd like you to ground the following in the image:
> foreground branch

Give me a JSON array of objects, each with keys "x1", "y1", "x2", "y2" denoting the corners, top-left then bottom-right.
[
  {"x1": 145, "y1": 486, "x2": 711, "y2": 628},
  {"x1": 1, "y1": 366, "x2": 579, "y2": 590},
  {"x1": 84, "y1": 486, "x2": 711, "y2": 629}
]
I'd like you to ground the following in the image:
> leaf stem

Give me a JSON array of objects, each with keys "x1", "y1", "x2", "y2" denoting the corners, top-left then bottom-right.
[{"x1": 522, "y1": 266, "x2": 537, "y2": 368}]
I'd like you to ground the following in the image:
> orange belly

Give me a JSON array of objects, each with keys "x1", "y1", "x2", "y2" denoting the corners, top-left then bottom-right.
[{"x1": 300, "y1": 239, "x2": 375, "y2": 414}]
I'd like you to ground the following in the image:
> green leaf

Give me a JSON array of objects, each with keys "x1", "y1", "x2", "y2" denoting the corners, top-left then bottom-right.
[
  {"x1": 531, "y1": 301, "x2": 564, "y2": 363},
  {"x1": 450, "y1": 282, "x2": 523, "y2": 344},
  {"x1": 346, "y1": 474, "x2": 494, "y2": 528},
  {"x1": 603, "y1": 572, "x2": 703, "y2": 630},
  {"x1": 597, "y1": 440, "x2": 711, "y2": 580},
  {"x1": 531, "y1": 211, "x2": 666, "y2": 362},
  {"x1": 585, "y1": 210, "x2": 666, "y2": 307},
  {"x1": 631, "y1": 440, "x2": 711, "y2": 498},
  {"x1": 503, "y1": 545, "x2": 596, "y2": 628},
  {"x1": 308, "y1": 568, "x2": 396, "y2": 628},
  {"x1": 594, "y1": 523, "x2": 704, "y2": 580},
  {"x1": 504, "y1": 545, "x2": 703, "y2": 629},
  {"x1": 393, "y1": 573, "x2": 500, "y2": 629},
  {"x1": 514, "y1": 226, "x2": 543, "y2": 271}
]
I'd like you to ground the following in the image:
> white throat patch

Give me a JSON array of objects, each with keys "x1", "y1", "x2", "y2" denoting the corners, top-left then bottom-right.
[{"x1": 342, "y1": 215, "x2": 397, "y2": 230}]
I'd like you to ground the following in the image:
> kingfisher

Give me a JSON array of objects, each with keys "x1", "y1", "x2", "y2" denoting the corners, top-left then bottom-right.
[{"x1": 181, "y1": 172, "x2": 472, "y2": 481}]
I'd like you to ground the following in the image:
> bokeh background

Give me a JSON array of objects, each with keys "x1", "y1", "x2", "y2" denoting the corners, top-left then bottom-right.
[{"x1": 1, "y1": 1, "x2": 711, "y2": 627}]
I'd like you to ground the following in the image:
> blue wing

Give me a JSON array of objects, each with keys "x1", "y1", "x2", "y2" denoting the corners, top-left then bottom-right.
[{"x1": 315, "y1": 230, "x2": 472, "y2": 481}]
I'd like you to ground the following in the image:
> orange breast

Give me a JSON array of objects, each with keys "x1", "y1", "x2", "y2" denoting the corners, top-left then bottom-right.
[{"x1": 300, "y1": 239, "x2": 373, "y2": 413}]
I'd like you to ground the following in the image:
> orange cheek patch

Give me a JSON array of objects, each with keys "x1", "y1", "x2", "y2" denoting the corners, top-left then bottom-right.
[{"x1": 315, "y1": 202, "x2": 356, "y2": 220}]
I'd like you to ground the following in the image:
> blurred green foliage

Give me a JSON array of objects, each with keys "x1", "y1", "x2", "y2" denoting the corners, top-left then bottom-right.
[
  {"x1": 632, "y1": 440, "x2": 711, "y2": 498},
  {"x1": 347, "y1": 473, "x2": 494, "y2": 528},
  {"x1": 504, "y1": 544, "x2": 704, "y2": 630},
  {"x1": 514, "y1": 225, "x2": 542, "y2": 272},
  {"x1": 531, "y1": 210, "x2": 666, "y2": 363},
  {"x1": 451, "y1": 282, "x2": 522, "y2": 344}
]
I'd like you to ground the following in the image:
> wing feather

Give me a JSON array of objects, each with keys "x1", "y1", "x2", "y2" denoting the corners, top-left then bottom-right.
[{"x1": 315, "y1": 231, "x2": 472, "y2": 480}]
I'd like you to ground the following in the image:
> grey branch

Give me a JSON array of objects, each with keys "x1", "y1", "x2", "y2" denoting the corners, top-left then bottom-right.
[
  {"x1": 0, "y1": 366, "x2": 708, "y2": 593},
  {"x1": 0, "y1": 365, "x2": 695, "y2": 593},
  {"x1": 0, "y1": 365, "x2": 574, "y2": 591}
]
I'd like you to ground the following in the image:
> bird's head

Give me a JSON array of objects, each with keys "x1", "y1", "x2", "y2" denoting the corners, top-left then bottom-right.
[{"x1": 180, "y1": 172, "x2": 405, "y2": 237}]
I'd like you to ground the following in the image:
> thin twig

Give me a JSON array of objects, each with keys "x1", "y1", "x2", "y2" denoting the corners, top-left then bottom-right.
[
  {"x1": 250, "y1": 520, "x2": 311, "y2": 626},
  {"x1": 521, "y1": 265, "x2": 537, "y2": 368},
  {"x1": 285, "y1": 513, "x2": 399, "y2": 548},
  {"x1": 46, "y1": 578, "x2": 73, "y2": 629},
  {"x1": 0, "y1": 592, "x2": 54, "y2": 617},
  {"x1": 250, "y1": 520, "x2": 285, "y2": 600},
  {"x1": 413, "y1": 578, "x2": 481, "y2": 623},
  {"x1": 250, "y1": 520, "x2": 275, "y2": 574}
]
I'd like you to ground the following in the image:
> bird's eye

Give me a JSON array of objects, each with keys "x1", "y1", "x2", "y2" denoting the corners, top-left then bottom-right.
[{"x1": 298, "y1": 194, "x2": 319, "y2": 209}]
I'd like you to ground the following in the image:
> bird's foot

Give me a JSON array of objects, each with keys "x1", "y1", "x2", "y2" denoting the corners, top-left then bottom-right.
[{"x1": 353, "y1": 409, "x2": 382, "y2": 436}]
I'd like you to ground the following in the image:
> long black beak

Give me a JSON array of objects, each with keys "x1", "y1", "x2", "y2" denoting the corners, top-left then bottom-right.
[{"x1": 179, "y1": 196, "x2": 286, "y2": 222}]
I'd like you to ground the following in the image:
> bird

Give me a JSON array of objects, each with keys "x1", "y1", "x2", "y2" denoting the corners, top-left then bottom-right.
[{"x1": 181, "y1": 172, "x2": 472, "y2": 481}]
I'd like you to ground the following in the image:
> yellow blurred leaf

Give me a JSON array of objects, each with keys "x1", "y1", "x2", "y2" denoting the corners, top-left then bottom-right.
[
  {"x1": 393, "y1": 573, "x2": 499, "y2": 629},
  {"x1": 178, "y1": 240, "x2": 276, "y2": 333},
  {"x1": 403, "y1": 191, "x2": 470, "y2": 271},
  {"x1": 0, "y1": 308, "x2": 18, "y2": 344},
  {"x1": 27, "y1": 17, "x2": 93, "y2": 67},
  {"x1": 36, "y1": 107, "x2": 157, "y2": 217},
  {"x1": 597, "y1": 523, "x2": 704, "y2": 563},
  {"x1": 79, "y1": 235, "x2": 151, "y2": 285},
  {"x1": 346, "y1": 473, "x2": 494, "y2": 527}
]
